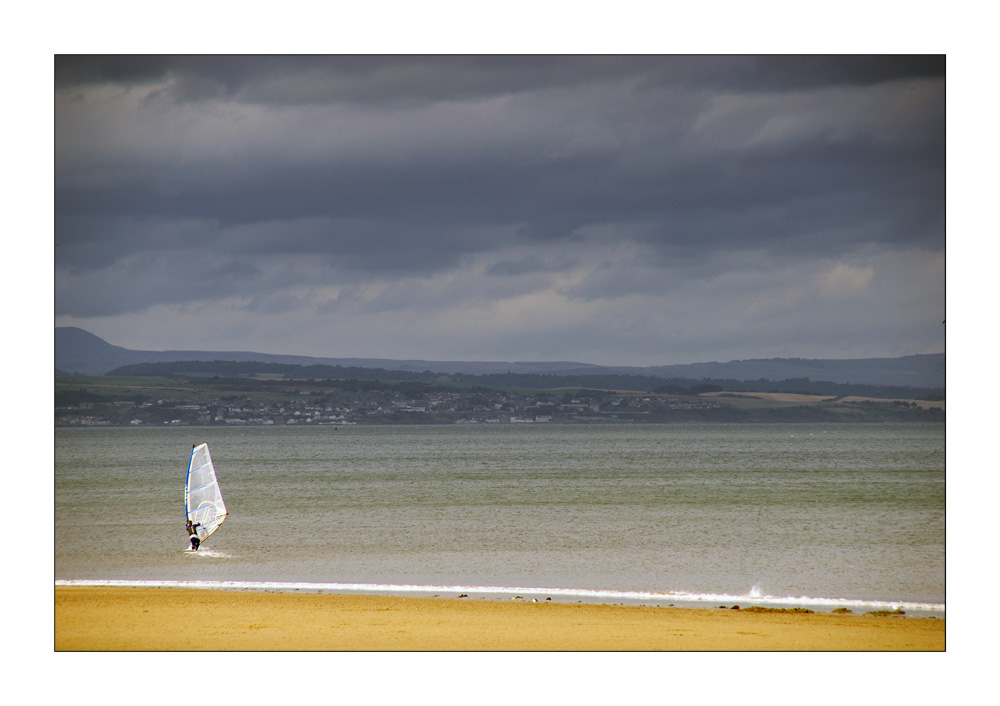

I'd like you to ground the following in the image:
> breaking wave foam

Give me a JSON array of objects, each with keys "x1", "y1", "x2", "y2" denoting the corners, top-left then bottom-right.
[{"x1": 54, "y1": 579, "x2": 944, "y2": 614}]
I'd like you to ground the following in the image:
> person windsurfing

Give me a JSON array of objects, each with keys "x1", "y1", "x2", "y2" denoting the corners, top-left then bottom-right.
[{"x1": 186, "y1": 519, "x2": 202, "y2": 550}]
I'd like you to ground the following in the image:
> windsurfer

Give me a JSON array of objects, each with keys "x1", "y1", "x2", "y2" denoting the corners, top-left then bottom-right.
[{"x1": 186, "y1": 519, "x2": 202, "y2": 550}]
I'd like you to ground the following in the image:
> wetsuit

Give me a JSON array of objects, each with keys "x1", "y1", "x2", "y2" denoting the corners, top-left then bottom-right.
[{"x1": 187, "y1": 521, "x2": 202, "y2": 550}]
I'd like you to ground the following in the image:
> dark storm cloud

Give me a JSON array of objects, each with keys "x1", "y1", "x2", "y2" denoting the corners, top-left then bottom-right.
[
  {"x1": 650, "y1": 54, "x2": 944, "y2": 91},
  {"x1": 55, "y1": 54, "x2": 944, "y2": 101},
  {"x1": 54, "y1": 55, "x2": 945, "y2": 363}
]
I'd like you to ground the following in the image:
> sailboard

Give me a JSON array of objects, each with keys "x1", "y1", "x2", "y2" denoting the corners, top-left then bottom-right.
[{"x1": 185, "y1": 443, "x2": 228, "y2": 545}]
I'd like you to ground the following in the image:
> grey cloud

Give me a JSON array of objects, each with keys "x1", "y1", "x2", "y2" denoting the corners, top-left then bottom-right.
[
  {"x1": 55, "y1": 55, "x2": 945, "y2": 105},
  {"x1": 486, "y1": 254, "x2": 580, "y2": 277},
  {"x1": 636, "y1": 55, "x2": 944, "y2": 92},
  {"x1": 54, "y1": 55, "x2": 945, "y2": 363}
]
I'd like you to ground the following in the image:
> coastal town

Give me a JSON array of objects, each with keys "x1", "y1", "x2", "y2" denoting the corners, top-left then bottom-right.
[
  {"x1": 54, "y1": 374, "x2": 945, "y2": 427},
  {"x1": 55, "y1": 384, "x2": 730, "y2": 427}
]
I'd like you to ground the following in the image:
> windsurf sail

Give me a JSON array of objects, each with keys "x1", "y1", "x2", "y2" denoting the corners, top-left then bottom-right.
[{"x1": 185, "y1": 443, "x2": 228, "y2": 544}]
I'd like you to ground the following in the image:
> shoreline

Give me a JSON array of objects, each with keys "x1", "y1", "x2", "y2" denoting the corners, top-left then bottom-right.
[
  {"x1": 53, "y1": 579, "x2": 946, "y2": 616},
  {"x1": 55, "y1": 585, "x2": 945, "y2": 651}
]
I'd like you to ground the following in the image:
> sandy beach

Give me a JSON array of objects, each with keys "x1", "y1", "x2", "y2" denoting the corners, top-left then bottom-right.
[{"x1": 55, "y1": 586, "x2": 944, "y2": 651}]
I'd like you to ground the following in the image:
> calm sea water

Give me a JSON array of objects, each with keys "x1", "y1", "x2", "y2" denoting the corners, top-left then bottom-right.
[{"x1": 55, "y1": 424, "x2": 945, "y2": 613}]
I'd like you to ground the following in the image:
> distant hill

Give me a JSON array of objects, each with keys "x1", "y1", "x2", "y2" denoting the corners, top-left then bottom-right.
[
  {"x1": 635, "y1": 355, "x2": 945, "y2": 388},
  {"x1": 55, "y1": 326, "x2": 945, "y2": 389}
]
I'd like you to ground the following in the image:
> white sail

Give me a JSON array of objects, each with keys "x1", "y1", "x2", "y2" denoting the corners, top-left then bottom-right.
[{"x1": 185, "y1": 443, "x2": 228, "y2": 543}]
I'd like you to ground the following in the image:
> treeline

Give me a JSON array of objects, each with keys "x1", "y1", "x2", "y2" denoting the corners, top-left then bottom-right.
[
  {"x1": 653, "y1": 377, "x2": 945, "y2": 400},
  {"x1": 110, "y1": 360, "x2": 435, "y2": 382},
  {"x1": 105, "y1": 360, "x2": 944, "y2": 400}
]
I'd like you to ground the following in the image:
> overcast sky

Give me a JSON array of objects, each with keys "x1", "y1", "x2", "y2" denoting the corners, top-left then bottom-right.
[{"x1": 54, "y1": 55, "x2": 945, "y2": 366}]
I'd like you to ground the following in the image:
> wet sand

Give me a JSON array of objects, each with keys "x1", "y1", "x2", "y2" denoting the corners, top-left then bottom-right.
[{"x1": 54, "y1": 586, "x2": 944, "y2": 651}]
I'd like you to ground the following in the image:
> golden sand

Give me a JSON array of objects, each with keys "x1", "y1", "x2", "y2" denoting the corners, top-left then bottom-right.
[{"x1": 54, "y1": 586, "x2": 944, "y2": 651}]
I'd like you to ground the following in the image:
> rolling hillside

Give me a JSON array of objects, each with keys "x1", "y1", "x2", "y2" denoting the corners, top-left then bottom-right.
[{"x1": 56, "y1": 326, "x2": 945, "y2": 389}]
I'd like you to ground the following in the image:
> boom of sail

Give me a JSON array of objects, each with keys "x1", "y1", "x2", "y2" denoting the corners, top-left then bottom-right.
[{"x1": 185, "y1": 443, "x2": 228, "y2": 544}]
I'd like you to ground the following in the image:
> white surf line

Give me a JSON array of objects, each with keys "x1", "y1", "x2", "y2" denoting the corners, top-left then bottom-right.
[{"x1": 54, "y1": 579, "x2": 945, "y2": 613}]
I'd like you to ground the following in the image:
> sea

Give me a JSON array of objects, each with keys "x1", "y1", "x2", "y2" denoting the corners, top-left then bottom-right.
[{"x1": 54, "y1": 423, "x2": 945, "y2": 615}]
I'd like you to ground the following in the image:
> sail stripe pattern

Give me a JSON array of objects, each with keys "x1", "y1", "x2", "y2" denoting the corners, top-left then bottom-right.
[{"x1": 185, "y1": 443, "x2": 228, "y2": 543}]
